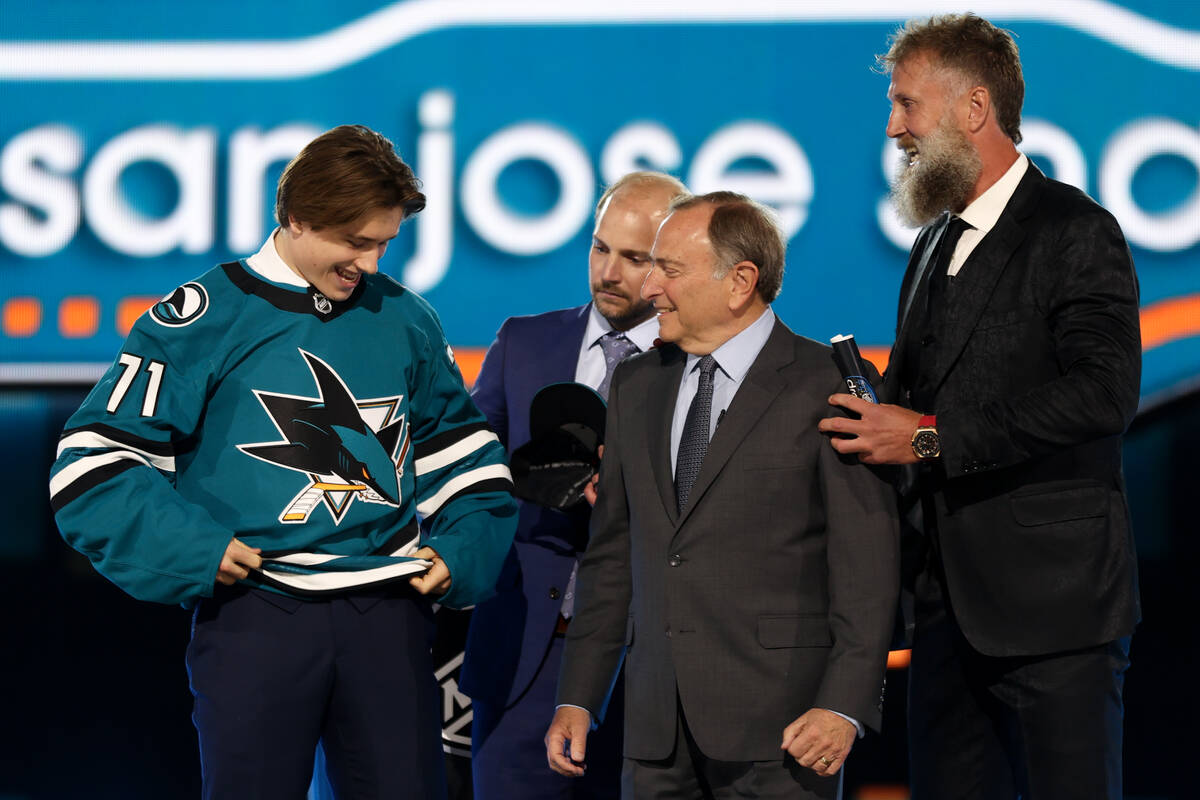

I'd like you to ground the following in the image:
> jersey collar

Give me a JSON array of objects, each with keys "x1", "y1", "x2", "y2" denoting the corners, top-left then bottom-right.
[{"x1": 222, "y1": 260, "x2": 365, "y2": 321}]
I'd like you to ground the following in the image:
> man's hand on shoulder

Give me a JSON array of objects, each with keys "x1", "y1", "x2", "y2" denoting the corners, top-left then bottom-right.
[
  {"x1": 408, "y1": 546, "x2": 452, "y2": 595},
  {"x1": 545, "y1": 705, "x2": 591, "y2": 777},
  {"x1": 216, "y1": 537, "x2": 262, "y2": 585},
  {"x1": 781, "y1": 707, "x2": 857, "y2": 776},
  {"x1": 818, "y1": 393, "x2": 923, "y2": 465}
]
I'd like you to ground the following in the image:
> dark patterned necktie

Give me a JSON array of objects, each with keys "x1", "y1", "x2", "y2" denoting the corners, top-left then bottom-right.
[
  {"x1": 901, "y1": 215, "x2": 972, "y2": 334},
  {"x1": 675, "y1": 355, "x2": 718, "y2": 513},
  {"x1": 597, "y1": 331, "x2": 639, "y2": 400},
  {"x1": 925, "y1": 216, "x2": 972, "y2": 313},
  {"x1": 934, "y1": 216, "x2": 971, "y2": 278}
]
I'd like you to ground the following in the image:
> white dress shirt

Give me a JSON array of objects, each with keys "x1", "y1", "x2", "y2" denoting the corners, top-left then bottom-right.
[
  {"x1": 948, "y1": 154, "x2": 1029, "y2": 276},
  {"x1": 245, "y1": 229, "x2": 308, "y2": 287}
]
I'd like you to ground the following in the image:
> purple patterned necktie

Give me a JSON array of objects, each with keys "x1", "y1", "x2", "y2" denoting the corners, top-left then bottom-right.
[
  {"x1": 561, "y1": 330, "x2": 639, "y2": 620},
  {"x1": 597, "y1": 331, "x2": 640, "y2": 400},
  {"x1": 675, "y1": 355, "x2": 718, "y2": 513}
]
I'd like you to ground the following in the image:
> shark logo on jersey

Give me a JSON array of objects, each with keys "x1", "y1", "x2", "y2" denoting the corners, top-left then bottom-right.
[{"x1": 238, "y1": 349, "x2": 411, "y2": 525}]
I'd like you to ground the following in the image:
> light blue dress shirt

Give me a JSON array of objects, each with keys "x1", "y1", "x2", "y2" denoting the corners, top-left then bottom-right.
[{"x1": 669, "y1": 307, "x2": 776, "y2": 475}]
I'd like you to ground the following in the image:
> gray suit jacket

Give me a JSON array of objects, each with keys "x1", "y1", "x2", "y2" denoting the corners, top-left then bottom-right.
[{"x1": 557, "y1": 319, "x2": 899, "y2": 762}]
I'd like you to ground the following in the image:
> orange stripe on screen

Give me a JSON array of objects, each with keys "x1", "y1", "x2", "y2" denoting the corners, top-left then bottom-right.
[
  {"x1": 1141, "y1": 294, "x2": 1200, "y2": 351},
  {"x1": 116, "y1": 297, "x2": 160, "y2": 336},
  {"x1": 3, "y1": 297, "x2": 42, "y2": 338},
  {"x1": 59, "y1": 297, "x2": 100, "y2": 338}
]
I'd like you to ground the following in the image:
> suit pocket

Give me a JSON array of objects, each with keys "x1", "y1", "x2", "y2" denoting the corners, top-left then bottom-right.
[
  {"x1": 1010, "y1": 480, "x2": 1107, "y2": 526},
  {"x1": 757, "y1": 614, "x2": 831, "y2": 649}
]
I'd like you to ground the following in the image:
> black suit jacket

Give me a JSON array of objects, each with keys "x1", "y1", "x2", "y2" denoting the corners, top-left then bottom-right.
[
  {"x1": 557, "y1": 319, "x2": 899, "y2": 762},
  {"x1": 883, "y1": 164, "x2": 1142, "y2": 657}
]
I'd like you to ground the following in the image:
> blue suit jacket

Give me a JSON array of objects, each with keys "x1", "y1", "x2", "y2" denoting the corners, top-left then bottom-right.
[{"x1": 460, "y1": 305, "x2": 592, "y2": 706}]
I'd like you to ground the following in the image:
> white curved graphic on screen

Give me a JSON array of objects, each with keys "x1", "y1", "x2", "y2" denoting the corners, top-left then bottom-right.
[{"x1": 0, "y1": 0, "x2": 1197, "y2": 79}]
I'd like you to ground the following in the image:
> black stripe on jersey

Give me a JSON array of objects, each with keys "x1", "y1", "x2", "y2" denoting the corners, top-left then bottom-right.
[
  {"x1": 421, "y1": 477, "x2": 515, "y2": 524},
  {"x1": 50, "y1": 459, "x2": 141, "y2": 513},
  {"x1": 60, "y1": 422, "x2": 175, "y2": 457},
  {"x1": 371, "y1": 519, "x2": 422, "y2": 556},
  {"x1": 414, "y1": 421, "x2": 492, "y2": 459},
  {"x1": 244, "y1": 567, "x2": 420, "y2": 598},
  {"x1": 222, "y1": 261, "x2": 365, "y2": 321}
]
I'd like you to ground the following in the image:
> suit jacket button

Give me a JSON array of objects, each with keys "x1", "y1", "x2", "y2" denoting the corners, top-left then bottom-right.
[
  {"x1": 549, "y1": 587, "x2": 561, "y2": 600},
  {"x1": 665, "y1": 625, "x2": 672, "y2": 638},
  {"x1": 668, "y1": 554, "x2": 683, "y2": 567}
]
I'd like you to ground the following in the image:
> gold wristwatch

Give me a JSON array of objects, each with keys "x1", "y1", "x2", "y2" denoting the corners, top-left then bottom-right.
[{"x1": 911, "y1": 414, "x2": 941, "y2": 460}]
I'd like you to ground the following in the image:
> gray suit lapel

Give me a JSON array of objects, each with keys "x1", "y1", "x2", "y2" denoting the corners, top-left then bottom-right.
[
  {"x1": 673, "y1": 321, "x2": 792, "y2": 531},
  {"x1": 648, "y1": 346, "x2": 686, "y2": 525}
]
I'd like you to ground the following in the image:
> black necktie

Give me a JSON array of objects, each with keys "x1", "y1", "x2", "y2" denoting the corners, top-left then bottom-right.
[
  {"x1": 934, "y1": 216, "x2": 971, "y2": 280},
  {"x1": 925, "y1": 216, "x2": 971, "y2": 314},
  {"x1": 898, "y1": 215, "x2": 972, "y2": 337},
  {"x1": 675, "y1": 355, "x2": 718, "y2": 514}
]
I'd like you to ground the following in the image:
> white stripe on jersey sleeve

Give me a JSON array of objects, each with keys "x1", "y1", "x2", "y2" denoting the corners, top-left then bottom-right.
[
  {"x1": 57, "y1": 431, "x2": 176, "y2": 472},
  {"x1": 416, "y1": 463, "x2": 513, "y2": 518},
  {"x1": 49, "y1": 450, "x2": 163, "y2": 500},
  {"x1": 413, "y1": 429, "x2": 500, "y2": 476}
]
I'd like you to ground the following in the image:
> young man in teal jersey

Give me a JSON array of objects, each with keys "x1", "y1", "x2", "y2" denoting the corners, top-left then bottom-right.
[{"x1": 50, "y1": 125, "x2": 517, "y2": 799}]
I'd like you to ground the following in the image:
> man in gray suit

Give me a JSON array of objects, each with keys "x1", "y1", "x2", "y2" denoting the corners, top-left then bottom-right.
[{"x1": 545, "y1": 192, "x2": 899, "y2": 798}]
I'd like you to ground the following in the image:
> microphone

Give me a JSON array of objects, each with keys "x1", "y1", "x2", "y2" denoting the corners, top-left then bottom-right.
[{"x1": 829, "y1": 334, "x2": 878, "y2": 403}]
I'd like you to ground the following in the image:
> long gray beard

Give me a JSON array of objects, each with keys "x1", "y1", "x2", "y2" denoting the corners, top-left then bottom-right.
[{"x1": 890, "y1": 126, "x2": 982, "y2": 228}]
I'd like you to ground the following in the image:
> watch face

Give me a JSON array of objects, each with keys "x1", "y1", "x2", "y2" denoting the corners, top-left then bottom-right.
[{"x1": 913, "y1": 430, "x2": 941, "y2": 459}]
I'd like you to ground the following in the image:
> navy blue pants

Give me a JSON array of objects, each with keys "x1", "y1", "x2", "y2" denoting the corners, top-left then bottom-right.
[{"x1": 186, "y1": 586, "x2": 447, "y2": 800}]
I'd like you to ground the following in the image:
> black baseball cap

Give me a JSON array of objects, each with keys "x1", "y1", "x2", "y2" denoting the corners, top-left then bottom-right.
[{"x1": 510, "y1": 382, "x2": 607, "y2": 510}]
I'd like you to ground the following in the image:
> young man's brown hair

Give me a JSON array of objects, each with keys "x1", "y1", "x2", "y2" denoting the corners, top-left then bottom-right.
[{"x1": 275, "y1": 124, "x2": 426, "y2": 229}]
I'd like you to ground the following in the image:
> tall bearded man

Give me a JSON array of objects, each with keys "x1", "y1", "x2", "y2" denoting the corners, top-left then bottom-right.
[{"x1": 820, "y1": 14, "x2": 1141, "y2": 800}]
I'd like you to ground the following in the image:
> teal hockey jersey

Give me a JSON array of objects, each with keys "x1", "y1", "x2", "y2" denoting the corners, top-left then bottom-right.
[{"x1": 49, "y1": 259, "x2": 517, "y2": 608}]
